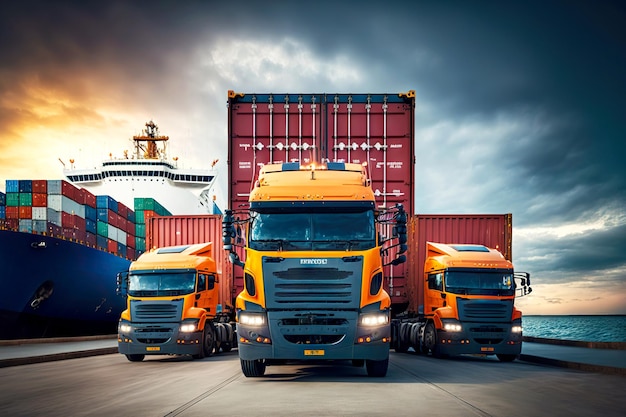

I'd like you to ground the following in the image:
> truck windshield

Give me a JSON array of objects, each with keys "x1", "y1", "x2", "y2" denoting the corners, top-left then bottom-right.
[
  {"x1": 445, "y1": 270, "x2": 515, "y2": 296},
  {"x1": 128, "y1": 272, "x2": 196, "y2": 297},
  {"x1": 249, "y1": 210, "x2": 376, "y2": 251}
]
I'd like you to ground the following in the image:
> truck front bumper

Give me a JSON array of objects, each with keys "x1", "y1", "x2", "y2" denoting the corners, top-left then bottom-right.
[
  {"x1": 237, "y1": 310, "x2": 390, "y2": 361},
  {"x1": 118, "y1": 322, "x2": 203, "y2": 356},
  {"x1": 437, "y1": 323, "x2": 523, "y2": 356}
]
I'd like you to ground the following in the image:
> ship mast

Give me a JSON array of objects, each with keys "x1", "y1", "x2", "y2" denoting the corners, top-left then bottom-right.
[{"x1": 133, "y1": 120, "x2": 169, "y2": 160}]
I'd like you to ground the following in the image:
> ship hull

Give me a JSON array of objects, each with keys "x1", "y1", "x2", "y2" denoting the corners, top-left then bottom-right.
[{"x1": 0, "y1": 229, "x2": 130, "y2": 339}]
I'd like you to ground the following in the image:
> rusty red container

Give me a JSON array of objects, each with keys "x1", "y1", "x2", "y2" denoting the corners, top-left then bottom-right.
[{"x1": 227, "y1": 91, "x2": 416, "y2": 306}]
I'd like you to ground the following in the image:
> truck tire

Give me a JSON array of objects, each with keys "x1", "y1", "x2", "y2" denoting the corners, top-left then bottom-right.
[
  {"x1": 497, "y1": 354, "x2": 517, "y2": 362},
  {"x1": 126, "y1": 354, "x2": 144, "y2": 362},
  {"x1": 423, "y1": 322, "x2": 442, "y2": 358},
  {"x1": 365, "y1": 357, "x2": 389, "y2": 377},
  {"x1": 221, "y1": 323, "x2": 234, "y2": 353},
  {"x1": 214, "y1": 323, "x2": 224, "y2": 353},
  {"x1": 193, "y1": 324, "x2": 216, "y2": 359},
  {"x1": 241, "y1": 359, "x2": 266, "y2": 377},
  {"x1": 394, "y1": 322, "x2": 409, "y2": 353}
]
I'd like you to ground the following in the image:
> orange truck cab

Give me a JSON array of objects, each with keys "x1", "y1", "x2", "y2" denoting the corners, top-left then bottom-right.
[
  {"x1": 116, "y1": 242, "x2": 235, "y2": 362},
  {"x1": 223, "y1": 161, "x2": 407, "y2": 377}
]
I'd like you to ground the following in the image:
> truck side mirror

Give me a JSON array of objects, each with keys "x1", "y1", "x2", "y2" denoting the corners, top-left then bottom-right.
[{"x1": 116, "y1": 272, "x2": 129, "y2": 297}]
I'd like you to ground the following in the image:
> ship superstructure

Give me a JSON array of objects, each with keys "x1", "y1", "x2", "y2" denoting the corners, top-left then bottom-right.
[{"x1": 64, "y1": 121, "x2": 219, "y2": 215}]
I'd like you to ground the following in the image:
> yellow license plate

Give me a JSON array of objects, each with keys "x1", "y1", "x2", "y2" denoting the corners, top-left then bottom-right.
[
  {"x1": 146, "y1": 346, "x2": 161, "y2": 352},
  {"x1": 480, "y1": 347, "x2": 495, "y2": 352},
  {"x1": 304, "y1": 349, "x2": 325, "y2": 356}
]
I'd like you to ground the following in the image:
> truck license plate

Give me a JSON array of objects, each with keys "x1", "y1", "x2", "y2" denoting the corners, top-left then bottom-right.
[
  {"x1": 480, "y1": 347, "x2": 495, "y2": 352},
  {"x1": 146, "y1": 346, "x2": 161, "y2": 352},
  {"x1": 304, "y1": 349, "x2": 325, "y2": 356}
]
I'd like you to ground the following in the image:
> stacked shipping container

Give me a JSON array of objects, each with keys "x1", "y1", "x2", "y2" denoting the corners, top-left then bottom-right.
[
  {"x1": 134, "y1": 197, "x2": 172, "y2": 255},
  {"x1": 0, "y1": 180, "x2": 172, "y2": 262}
]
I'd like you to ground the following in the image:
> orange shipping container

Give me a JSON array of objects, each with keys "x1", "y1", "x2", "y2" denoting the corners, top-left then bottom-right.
[
  {"x1": 32, "y1": 193, "x2": 47, "y2": 207},
  {"x1": 18, "y1": 206, "x2": 32, "y2": 219},
  {"x1": 146, "y1": 215, "x2": 235, "y2": 309}
]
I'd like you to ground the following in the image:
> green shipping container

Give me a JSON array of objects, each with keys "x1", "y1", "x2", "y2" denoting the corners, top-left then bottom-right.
[
  {"x1": 6, "y1": 193, "x2": 19, "y2": 207},
  {"x1": 96, "y1": 220, "x2": 109, "y2": 237},
  {"x1": 19, "y1": 193, "x2": 32, "y2": 206}
]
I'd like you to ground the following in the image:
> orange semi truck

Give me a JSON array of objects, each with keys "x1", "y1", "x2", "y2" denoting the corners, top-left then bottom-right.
[
  {"x1": 116, "y1": 242, "x2": 236, "y2": 361},
  {"x1": 392, "y1": 240, "x2": 531, "y2": 361},
  {"x1": 223, "y1": 161, "x2": 407, "y2": 377}
]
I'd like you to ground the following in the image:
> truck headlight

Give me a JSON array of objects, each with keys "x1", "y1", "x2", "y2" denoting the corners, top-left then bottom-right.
[
  {"x1": 119, "y1": 322, "x2": 132, "y2": 333},
  {"x1": 511, "y1": 325, "x2": 523, "y2": 333},
  {"x1": 360, "y1": 313, "x2": 389, "y2": 327},
  {"x1": 239, "y1": 312, "x2": 266, "y2": 326},
  {"x1": 180, "y1": 320, "x2": 199, "y2": 333},
  {"x1": 442, "y1": 320, "x2": 462, "y2": 332}
]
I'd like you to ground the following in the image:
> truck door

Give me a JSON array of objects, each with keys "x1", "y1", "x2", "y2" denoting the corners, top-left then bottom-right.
[
  {"x1": 196, "y1": 273, "x2": 218, "y2": 313},
  {"x1": 425, "y1": 272, "x2": 445, "y2": 314}
]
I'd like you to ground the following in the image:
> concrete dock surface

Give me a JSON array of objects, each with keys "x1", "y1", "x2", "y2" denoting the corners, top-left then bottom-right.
[{"x1": 0, "y1": 335, "x2": 624, "y2": 375}]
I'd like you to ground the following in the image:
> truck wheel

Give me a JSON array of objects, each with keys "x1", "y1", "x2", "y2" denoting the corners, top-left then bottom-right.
[
  {"x1": 221, "y1": 324, "x2": 233, "y2": 352},
  {"x1": 241, "y1": 359, "x2": 266, "y2": 377},
  {"x1": 394, "y1": 323, "x2": 409, "y2": 353},
  {"x1": 365, "y1": 357, "x2": 389, "y2": 377},
  {"x1": 126, "y1": 354, "x2": 144, "y2": 362},
  {"x1": 424, "y1": 323, "x2": 442, "y2": 358},
  {"x1": 193, "y1": 325, "x2": 216, "y2": 359},
  {"x1": 497, "y1": 354, "x2": 517, "y2": 362}
]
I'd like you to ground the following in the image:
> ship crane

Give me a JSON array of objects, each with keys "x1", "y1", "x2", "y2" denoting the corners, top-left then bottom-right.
[{"x1": 132, "y1": 120, "x2": 169, "y2": 160}]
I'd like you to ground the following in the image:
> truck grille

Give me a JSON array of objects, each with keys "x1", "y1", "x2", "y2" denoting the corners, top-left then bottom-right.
[
  {"x1": 457, "y1": 299, "x2": 513, "y2": 322},
  {"x1": 263, "y1": 257, "x2": 362, "y2": 309},
  {"x1": 130, "y1": 299, "x2": 183, "y2": 322}
]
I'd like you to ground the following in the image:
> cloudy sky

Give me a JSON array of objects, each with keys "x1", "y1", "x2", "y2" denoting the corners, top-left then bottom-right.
[{"x1": 1, "y1": 1, "x2": 624, "y2": 315}]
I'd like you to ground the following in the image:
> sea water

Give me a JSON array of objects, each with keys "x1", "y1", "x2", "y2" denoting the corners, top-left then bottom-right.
[{"x1": 522, "y1": 315, "x2": 626, "y2": 342}]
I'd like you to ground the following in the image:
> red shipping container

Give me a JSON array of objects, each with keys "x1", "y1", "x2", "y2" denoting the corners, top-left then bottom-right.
[
  {"x1": 126, "y1": 233, "x2": 135, "y2": 248},
  {"x1": 5, "y1": 207, "x2": 19, "y2": 219},
  {"x1": 84, "y1": 188, "x2": 97, "y2": 208},
  {"x1": 61, "y1": 211, "x2": 77, "y2": 228},
  {"x1": 46, "y1": 222, "x2": 62, "y2": 236},
  {"x1": 117, "y1": 202, "x2": 128, "y2": 219},
  {"x1": 73, "y1": 215, "x2": 86, "y2": 232},
  {"x1": 18, "y1": 206, "x2": 32, "y2": 219},
  {"x1": 227, "y1": 91, "x2": 416, "y2": 307},
  {"x1": 75, "y1": 188, "x2": 86, "y2": 205},
  {"x1": 107, "y1": 239, "x2": 117, "y2": 254},
  {"x1": 127, "y1": 247, "x2": 136, "y2": 261},
  {"x1": 61, "y1": 180, "x2": 78, "y2": 200},
  {"x1": 32, "y1": 193, "x2": 47, "y2": 207},
  {"x1": 32, "y1": 180, "x2": 48, "y2": 193},
  {"x1": 86, "y1": 232, "x2": 97, "y2": 246},
  {"x1": 147, "y1": 215, "x2": 235, "y2": 306},
  {"x1": 4, "y1": 218, "x2": 19, "y2": 230},
  {"x1": 401, "y1": 214, "x2": 513, "y2": 315}
]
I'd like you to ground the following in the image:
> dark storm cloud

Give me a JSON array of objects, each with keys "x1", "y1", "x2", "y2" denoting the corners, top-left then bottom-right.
[{"x1": 1, "y1": 1, "x2": 624, "y2": 312}]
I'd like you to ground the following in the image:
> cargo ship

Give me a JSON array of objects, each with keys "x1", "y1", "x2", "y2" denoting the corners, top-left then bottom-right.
[{"x1": 0, "y1": 121, "x2": 219, "y2": 339}]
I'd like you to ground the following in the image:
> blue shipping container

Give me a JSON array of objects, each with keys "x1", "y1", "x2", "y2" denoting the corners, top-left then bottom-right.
[
  {"x1": 19, "y1": 180, "x2": 33, "y2": 193},
  {"x1": 96, "y1": 195, "x2": 118, "y2": 213},
  {"x1": 6, "y1": 180, "x2": 19, "y2": 193}
]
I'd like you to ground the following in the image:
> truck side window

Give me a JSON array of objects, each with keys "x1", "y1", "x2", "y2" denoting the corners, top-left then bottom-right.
[
  {"x1": 207, "y1": 274, "x2": 216, "y2": 290},
  {"x1": 428, "y1": 273, "x2": 443, "y2": 291},
  {"x1": 197, "y1": 274, "x2": 206, "y2": 292}
]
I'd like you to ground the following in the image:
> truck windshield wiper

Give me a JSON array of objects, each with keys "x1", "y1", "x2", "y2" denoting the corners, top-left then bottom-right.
[{"x1": 254, "y1": 239, "x2": 287, "y2": 250}]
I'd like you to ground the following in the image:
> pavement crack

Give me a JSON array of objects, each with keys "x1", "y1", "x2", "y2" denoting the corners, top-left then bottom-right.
[
  {"x1": 389, "y1": 360, "x2": 494, "y2": 417},
  {"x1": 164, "y1": 370, "x2": 242, "y2": 416}
]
